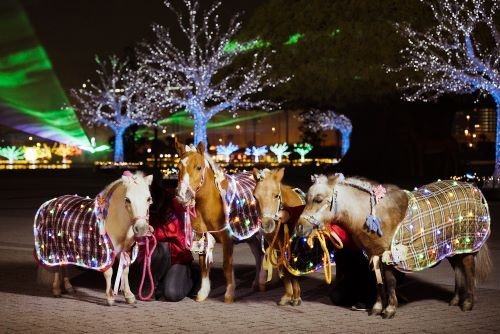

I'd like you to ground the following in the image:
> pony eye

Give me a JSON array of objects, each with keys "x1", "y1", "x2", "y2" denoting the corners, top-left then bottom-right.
[
  {"x1": 147, "y1": 197, "x2": 153, "y2": 204},
  {"x1": 196, "y1": 165, "x2": 202, "y2": 171},
  {"x1": 125, "y1": 197, "x2": 131, "y2": 204},
  {"x1": 274, "y1": 193, "x2": 280, "y2": 199},
  {"x1": 313, "y1": 197, "x2": 323, "y2": 204}
]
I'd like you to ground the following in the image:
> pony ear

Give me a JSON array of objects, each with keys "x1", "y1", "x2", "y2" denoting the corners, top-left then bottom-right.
[
  {"x1": 121, "y1": 174, "x2": 131, "y2": 184},
  {"x1": 196, "y1": 141, "x2": 205, "y2": 154},
  {"x1": 145, "y1": 174, "x2": 153, "y2": 186},
  {"x1": 327, "y1": 173, "x2": 344, "y2": 186},
  {"x1": 275, "y1": 167, "x2": 285, "y2": 182},
  {"x1": 311, "y1": 174, "x2": 318, "y2": 183},
  {"x1": 252, "y1": 168, "x2": 260, "y2": 180}
]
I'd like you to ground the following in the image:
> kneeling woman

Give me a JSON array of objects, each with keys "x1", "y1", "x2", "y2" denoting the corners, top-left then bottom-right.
[{"x1": 141, "y1": 183, "x2": 198, "y2": 302}]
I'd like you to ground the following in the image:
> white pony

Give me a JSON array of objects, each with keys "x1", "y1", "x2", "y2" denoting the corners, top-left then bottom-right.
[{"x1": 34, "y1": 170, "x2": 153, "y2": 305}]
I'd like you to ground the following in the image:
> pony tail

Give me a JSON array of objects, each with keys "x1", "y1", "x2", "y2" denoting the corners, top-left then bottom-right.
[{"x1": 475, "y1": 243, "x2": 492, "y2": 282}]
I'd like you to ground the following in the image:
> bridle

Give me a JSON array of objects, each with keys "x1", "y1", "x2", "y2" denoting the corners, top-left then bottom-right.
[
  {"x1": 259, "y1": 183, "x2": 283, "y2": 223},
  {"x1": 301, "y1": 189, "x2": 337, "y2": 229},
  {"x1": 181, "y1": 153, "x2": 207, "y2": 198}
]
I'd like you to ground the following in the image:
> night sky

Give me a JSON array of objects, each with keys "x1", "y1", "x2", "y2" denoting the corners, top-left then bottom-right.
[{"x1": 19, "y1": 0, "x2": 266, "y2": 93}]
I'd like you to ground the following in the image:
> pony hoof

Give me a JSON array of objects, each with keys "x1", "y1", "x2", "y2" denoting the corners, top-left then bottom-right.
[
  {"x1": 224, "y1": 296, "x2": 235, "y2": 304},
  {"x1": 125, "y1": 296, "x2": 136, "y2": 304},
  {"x1": 382, "y1": 309, "x2": 396, "y2": 319},
  {"x1": 195, "y1": 295, "x2": 207, "y2": 302},
  {"x1": 460, "y1": 301, "x2": 473, "y2": 311},
  {"x1": 106, "y1": 299, "x2": 115, "y2": 306},
  {"x1": 277, "y1": 298, "x2": 291, "y2": 306},
  {"x1": 449, "y1": 295, "x2": 460, "y2": 306},
  {"x1": 291, "y1": 298, "x2": 302, "y2": 306},
  {"x1": 52, "y1": 288, "x2": 62, "y2": 298}
]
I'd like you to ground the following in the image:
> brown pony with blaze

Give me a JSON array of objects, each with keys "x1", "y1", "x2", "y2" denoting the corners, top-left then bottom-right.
[
  {"x1": 252, "y1": 167, "x2": 305, "y2": 306},
  {"x1": 175, "y1": 141, "x2": 265, "y2": 303},
  {"x1": 296, "y1": 174, "x2": 492, "y2": 318}
]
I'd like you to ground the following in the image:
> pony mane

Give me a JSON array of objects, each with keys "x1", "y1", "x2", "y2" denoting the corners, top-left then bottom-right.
[
  {"x1": 100, "y1": 178, "x2": 123, "y2": 198},
  {"x1": 99, "y1": 171, "x2": 148, "y2": 199},
  {"x1": 342, "y1": 176, "x2": 376, "y2": 194},
  {"x1": 203, "y1": 151, "x2": 224, "y2": 174}
]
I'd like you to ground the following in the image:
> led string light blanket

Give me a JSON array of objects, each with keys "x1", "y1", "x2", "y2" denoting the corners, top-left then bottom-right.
[
  {"x1": 34, "y1": 193, "x2": 116, "y2": 271},
  {"x1": 385, "y1": 180, "x2": 490, "y2": 272}
]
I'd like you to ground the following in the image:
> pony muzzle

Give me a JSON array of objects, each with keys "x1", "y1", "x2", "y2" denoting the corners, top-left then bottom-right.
[
  {"x1": 131, "y1": 217, "x2": 150, "y2": 237},
  {"x1": 260, "y1": 216, "x2": 277, "y2": 234}
]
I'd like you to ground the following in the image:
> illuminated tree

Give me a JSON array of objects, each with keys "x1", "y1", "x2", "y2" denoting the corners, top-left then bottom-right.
[
  {"x1": 293, "y1": 143, "x2": 313, "y2": 163},
  {"x1": 245, "y1": 145, "x2": 268, "y2": 163},
  {"x1": 299, "y1": 109, "x2": 352, "y2": 157},
  {"x1": 0, "y1": 146, "x2": 24, "y2": 164},
  {"x1": 138, "y1": 0, "x2": 288, "y2": 149},
  {"x1": 269, "y1": 142, "x2": 290, "y2": 163},
  {"x1": 216, "y1": 142, "x2": 239, "y2": 162},
  {"x1": 390, "y1": 0, "x2": 500, "y2": 177},
  {"x1": 52, "y1": 143, "x2": 83, "y2": 163},
  {"x1": 23, "y1": 146, "x2": 44, "y2": 164},
  {"x1": 70, "y1": 55, "x2": 165, "y2": 162}
]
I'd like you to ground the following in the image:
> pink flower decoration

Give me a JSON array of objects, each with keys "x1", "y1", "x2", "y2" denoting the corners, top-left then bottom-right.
[{"x1": 372, "y1": 185, "x2": 386, "y2": 201}]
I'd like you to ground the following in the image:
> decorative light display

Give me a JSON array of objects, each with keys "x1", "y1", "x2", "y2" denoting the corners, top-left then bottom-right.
[
  {"x1": 70, "y1": 55, "x2": 165, "y2": 162},
  {"x1": 299, "y1": 109, "x2": 352, "y2": 157},
  {"x1": 34, "y1": 194, "x2": 114, "y2": 271},
  {"x1": 293, "y1": 143, "x2": 313, "y2": 163},
  {"x1": 269, "y1": 142, "x2": 290, "y2": 163},
  {"x1": 52, "y1": 143, "x2": 82, "y2": 163},
  {"x1": 389, "y1": 0, "x2": 500, "y2": 177},
  {"x1": 137, "y1": 0, "x2": 289, "y2": 150},
  {"x1": 23, "y1": 146, "x2": 38, "y2": 164},
  {"x1": 216, "y1": 142, "x2": 239, "y2": 162},
  {"x1": 390, "y1": 180, "x2": 490, "y2": 272},
  {"x1": 285, "y1": 236, "x2": 335, "y2": 276},
  {"x1": 0, "y1": 146, "x2": 24, "y2": 164},
  {"x1": 245, "y1": 145, "x2": 268, "y2": 163},
  {"x1": 0, "y1": 2, "x2": 93, "y2": 150}
]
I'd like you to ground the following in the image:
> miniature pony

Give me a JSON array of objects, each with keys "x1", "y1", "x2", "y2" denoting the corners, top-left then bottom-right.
[
  {"x1": 175, "y1": 142, "x2": 265, "y2": 303},
  {"x1": 252, "y1": 167, "x2": 305, "y2": 306},
  {"x1": 34, "y1": 171, "x2": 153, "y2": 305},
  {"x1": 296, "y1": 174, "x2": 491, "y2": 318}
]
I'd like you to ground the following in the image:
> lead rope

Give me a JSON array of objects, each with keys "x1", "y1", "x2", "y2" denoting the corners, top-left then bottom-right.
[{"x1": 136, "y1": 232, "x2": 157, "y2": 301}]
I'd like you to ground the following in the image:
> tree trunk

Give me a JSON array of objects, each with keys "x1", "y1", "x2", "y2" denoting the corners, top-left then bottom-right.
[
  {"x1": 193, "y1": 113, "x2": 209, "y2": 150},
  {"x1": 113, "y1": 127, "x2": 126, "y2": 162}
]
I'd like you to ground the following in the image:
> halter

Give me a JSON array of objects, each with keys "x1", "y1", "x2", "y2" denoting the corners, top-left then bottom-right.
[
  {"x1": 301, "y1": 176, "x2": 385, "y2": 235},
  {"x1": 260, "y1": 184, "x2": 283, "y2": 223},
  {"x1": 301, "y1": 192, "x2": 335, "y2": 229},
  {"x1": 99, "y1": 176, "x2": 152, "y2": 234}
]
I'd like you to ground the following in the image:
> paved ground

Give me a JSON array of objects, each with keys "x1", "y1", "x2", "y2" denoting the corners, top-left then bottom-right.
[{"x1": 0, "y1": 168, "x2": 499, "y2": 334}]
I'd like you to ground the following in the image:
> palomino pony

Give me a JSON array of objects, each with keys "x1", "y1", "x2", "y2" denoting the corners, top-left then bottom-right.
[
  {"x1": 252, "y1": 167, "x2": 306, "y2": 306},
  {"x1": 34, "y1": 171, "x2": 153, "y2": 305},
  {"x1": 295, "y1": 174, "x2": 492, "y2": 318},
  {"x1": 175, "y1": 142, "x2": 265, "y2": 303}
]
